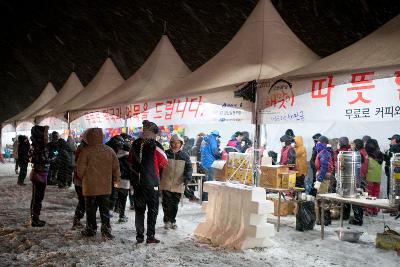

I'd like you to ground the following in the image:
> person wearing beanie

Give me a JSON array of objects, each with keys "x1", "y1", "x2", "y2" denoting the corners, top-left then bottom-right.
[
  {"x1": 114, "y1": 136, "x2": 133, "y2": 223},
  {"x1": 285, "y1": 129, "x2": 295, "y2": 138},
  {"x1": 129, "y1": 120, "x2": 168, "y2": 244},
  {"x1": 310, "y1": 133, "x2": 322, "y2": 193},
  {"x1": 314, "y1": 135, "x2": 333, "y2": 226},
  {"x1": 279, "y1": 134, "x2": 296, "y2": 168},
  {"x1": 160, "y1": 134, "x2": 193, "y2": 229},
  {"x1": 29, "y1": 125, "x2": 51, "y2": 227},
  {"x1": 77, "y1": 128, "x2": 121, "y2": 240}
]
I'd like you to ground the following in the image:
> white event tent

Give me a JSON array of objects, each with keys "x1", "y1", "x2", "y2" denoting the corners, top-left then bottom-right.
[
  {"x1": 34, "y1": 72, "x2": 84, "y2": 131},
  {"x1": 46, "y1": 58, "x2": 125, "y2": 130},
  {"x1": 257, "y1": 15, "x2": 400, "y2": 196},
  {"x1": 120, "y1": 0, "x2": 319, "y2": 142},
  {"x1": 1, "y1": 82, "x2": 57, "y2": 151},
  {"x1": 133, "y1": 0, "x2": 319, "y2": 103}
]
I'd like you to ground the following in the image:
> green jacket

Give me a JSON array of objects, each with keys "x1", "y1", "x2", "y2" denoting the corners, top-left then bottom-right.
[{"x1": 366, "y1": 158, "x2": 382, "y2": 183}]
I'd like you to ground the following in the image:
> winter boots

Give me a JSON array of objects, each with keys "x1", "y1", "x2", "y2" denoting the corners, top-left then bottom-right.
[
  {"x1": 146, "y1": 236, "x2": 160, "y2": 244},
  {"x1": 31, "y1": 217, "x2": 46, "y2": 227},
  {"x1": 72, "y1": 217, "x2": 84, "y2": 229}
]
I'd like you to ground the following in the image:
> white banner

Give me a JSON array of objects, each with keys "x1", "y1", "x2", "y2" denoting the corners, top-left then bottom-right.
[
  {"x1": 258, "y1": 67, "x2": 400, "y2": 124},
  {"x1": 70, "y1": 112, "x2": 125, "y2": 129},
  {"x1": 126, "y1": 91, "x2": 253, "y2": 127},
  {"x1": 68, "y1": 91, "x2": 253, "y2": 129}
]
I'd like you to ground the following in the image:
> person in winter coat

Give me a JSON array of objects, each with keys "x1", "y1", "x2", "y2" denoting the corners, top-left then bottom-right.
[
  {"x1": 129, "y1": 120, "x2": 168, "y2": 244},
  {"x1": 105, "y1": 135, "x2": 124, "y2": 212},
  {"x1": 77, "y1": 128, "x2": 121, "y2": 240},
  {"x1": 13, "y1": 136, "x2": 19, "y2": 174},
  {"x1": 17, "y1": 135, "x2": 30, "y2": 185},
  {"x1": 47, "y1": 131, "x2": 60, "y2": 185},
  {"x1": 56, "y1": 138, "x2": 74, "y2": 188},
  {"x1": 115, "y1": 139, "x2": 132, "y2": 223},
  {"x1": 294, "y1": 136, "x2": 307, "y2": 188},
  {"x1": 66, "y1": 136, "x2": 77, "y2": 165},
  {"x1": 314, "y1": 135, "x2": 333, "y2": 226},
  {"x1": 309, "y1": 133, "x2": 322, "y2": 193},
  {"x1": 384, "y1": 134, "x2": 400, "y2": 199},
  {"x1": 365, "y1": 139, "x2": 383, "y2": 215},
  {"x1": 200, "y1": 130, "x2": 221, "y2": 201},
  {"x1": 160, "y1": 135, "x2": 193, "y2": 229},
  {"x1": 227, "y1": 131, "x2": 243, "y2": 151},
  {"x1": 348, "y1": 139, "x2": 369, "y2": 225},
  {"x1": 279, "y1": 135, "x2": 296, "y2": 167},
  {"x1": 72, "y1": 139, "x2": 87, "y2": 229},
  {"x1": 29, "y1": 125, "x2": 51, "y2": 227}
]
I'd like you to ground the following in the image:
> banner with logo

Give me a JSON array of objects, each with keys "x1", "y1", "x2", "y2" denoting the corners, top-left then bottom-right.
[
  {"x1": 68, "y1": 90, "x2": 253, "y2": 129},
  {"x1": 257, "y1": 67, "x2": 400, "y2": 124}
]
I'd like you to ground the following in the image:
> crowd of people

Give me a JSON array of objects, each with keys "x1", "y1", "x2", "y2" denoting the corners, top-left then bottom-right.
[
  {"x1": 10, "y1": 121, "x2": 400, "y2": 243},
  {"x1": 275, "y1": 129, "x2": 400, "y2": 226}
]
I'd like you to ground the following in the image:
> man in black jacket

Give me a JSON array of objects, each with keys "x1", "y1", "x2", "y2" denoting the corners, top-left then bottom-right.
[
  {"x1": 129, "y1": 120, "x2": 168, "y2": 244},
  {"x1": 17, "y1": 135, "x2": 30, "y2": 185}
]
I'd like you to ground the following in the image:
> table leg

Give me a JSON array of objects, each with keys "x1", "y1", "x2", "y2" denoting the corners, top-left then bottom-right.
[
  {"x1": 339, "y1": 203, "x2": 344, "y2": 228},
  {"x1": 199, "y1": 177, "x2": 203, "y2": 205},
  {"x1": 277, "y1": 192, "x2": 281, "y2": 232},
  {"x1": 321, "y1": 198, "x2": 325, "y2": 240}
]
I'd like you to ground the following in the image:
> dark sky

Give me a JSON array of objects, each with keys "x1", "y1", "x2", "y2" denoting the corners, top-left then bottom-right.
[{"x1": 0, "y1": 0, "x2": 399, "y2": 122}]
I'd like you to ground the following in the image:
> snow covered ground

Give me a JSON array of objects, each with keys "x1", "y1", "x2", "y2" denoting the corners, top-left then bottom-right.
[{"x1": 0, "y1": 162, "x2": 399, "y2": 267}]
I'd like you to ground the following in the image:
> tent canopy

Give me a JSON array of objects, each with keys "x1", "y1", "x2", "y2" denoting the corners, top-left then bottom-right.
[
  {"x1": 33, "y1": 72, "x2": 84, "y2": 120},
  {"x1": 84, "y1": 35, "x2": 191, "y2": 110},
  {"x1": 47, "y1": 58, "x2": 124, "y2": 117},
  {"x1": 5, "y1": 82, "x2": 57, "y2": 123},
  {"x1": 132, "y1": 0, "x2": 319, "y2": 103},
  {"x1": 282, "y1": 15, "x2": 400, "y2": 80}
]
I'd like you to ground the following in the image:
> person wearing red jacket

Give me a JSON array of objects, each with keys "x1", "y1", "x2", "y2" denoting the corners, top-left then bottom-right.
[
  {"x1": 279, "y1": 134, "x2": 296, "y2": 168},
  {"x1": 129, "y1": 120, "x2": 168, "y2": 244}
]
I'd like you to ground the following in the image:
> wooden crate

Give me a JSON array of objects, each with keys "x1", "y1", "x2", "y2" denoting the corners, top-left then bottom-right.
[
  {"x1": 273, "y1": 199, "x2": 295, "y2": 216},
  {"x1": 260, "y1": 165, "x2": 289, "y2": 188}
]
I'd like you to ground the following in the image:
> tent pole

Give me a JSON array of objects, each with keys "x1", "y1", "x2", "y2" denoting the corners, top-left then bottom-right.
[
  {"x1": 253, "y1": 83, "x2": 260, "y2": 187},
  {"x1": 67, "y1": 111, "x2": 71, "y2": 135},
  {"x1": 124, "y1": 115, "x2": 128, "y2": 133}
]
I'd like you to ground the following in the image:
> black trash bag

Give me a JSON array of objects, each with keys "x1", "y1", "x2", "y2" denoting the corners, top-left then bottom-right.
[{"x1": 296, "y1": 201, "x2": 316, "y2": 231}]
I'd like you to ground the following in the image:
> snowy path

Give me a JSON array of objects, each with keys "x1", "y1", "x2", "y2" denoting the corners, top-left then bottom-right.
[{"x1": 0, "y1": 162, "x2": 399, "y2": 267}]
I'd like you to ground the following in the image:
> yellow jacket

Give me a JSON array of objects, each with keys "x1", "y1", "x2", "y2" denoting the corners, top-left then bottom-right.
[{"x1": 294, "y1": 136, "x2": 308, "y2": 176}]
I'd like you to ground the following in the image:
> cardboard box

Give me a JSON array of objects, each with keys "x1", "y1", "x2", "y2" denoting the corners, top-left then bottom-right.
[
  {"x1": 260, "y1": 165, "x2": 289, "y2": 188},
  {"x1": 281, "y1": 171, "x2": 297, "y2": 189},
  {"x1": 212, "y1": 160, "x2": 227, "y2": 181},
  {"x1": 273, "y1": 199, "x2": 295, "y2": 216}
]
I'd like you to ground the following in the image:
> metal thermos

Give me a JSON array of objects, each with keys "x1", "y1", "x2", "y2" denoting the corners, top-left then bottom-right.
[
  {"x1": 337, "y1": 151, "x2": 361, "y2": 198},
  {"x1": 389, "y1": 153, "x2": 400, "y2": 206}
]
